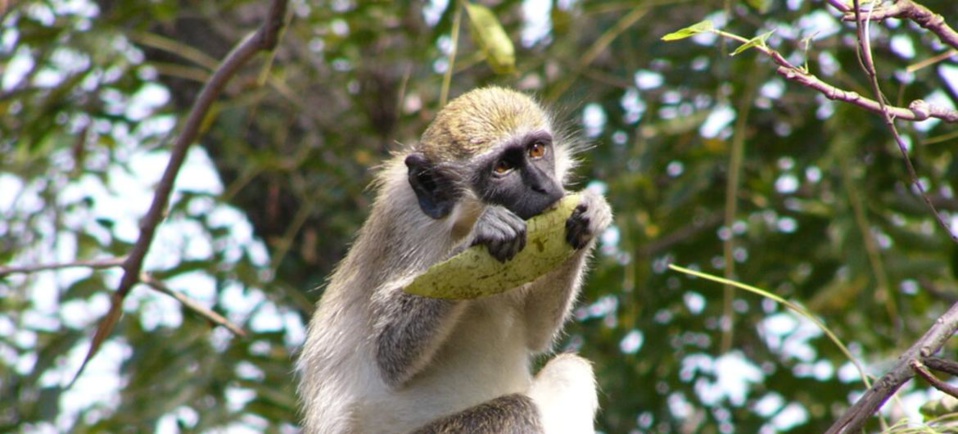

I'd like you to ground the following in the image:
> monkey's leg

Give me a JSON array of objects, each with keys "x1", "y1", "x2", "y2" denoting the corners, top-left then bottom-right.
[
  {"x1": 527, "y1": 353, "x2": 598, "y2": 434},
  {"x1": 410, "y1": 394, "x2": 544, "y2": 434}
]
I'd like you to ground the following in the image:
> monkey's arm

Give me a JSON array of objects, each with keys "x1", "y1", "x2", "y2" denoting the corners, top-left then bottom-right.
[
  {"x1": 523, "y1": 190, "x2": 612, "y2": 352},
  {"x1": 373, "y1": 287, "x2": 467, "y2": 388},
  {"x1": 373, "y1": 205, "x2": 527, "y2": 388}
]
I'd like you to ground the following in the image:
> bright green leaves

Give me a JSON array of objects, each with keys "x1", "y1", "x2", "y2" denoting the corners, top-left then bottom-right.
[
  {"x1": 731, "y1": 29, "x2": 775, "y2": 56},
  {"x1": 661, "y1": 20, "x2": 714, "y2": 41},
  {"x1": 663, "y1": 19, "x2": 774, "y2": 56}
]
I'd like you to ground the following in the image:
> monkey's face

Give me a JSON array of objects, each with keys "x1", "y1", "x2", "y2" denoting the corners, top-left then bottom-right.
[
  {"x1": 406, "y1": 87, "x2": 567, "y2": 222},
  {"x1": 473, "y1": 131, "x2": 563, "y2": 220}
]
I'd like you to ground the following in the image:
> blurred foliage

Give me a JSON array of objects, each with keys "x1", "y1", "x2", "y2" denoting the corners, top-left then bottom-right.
[{"x1": 2, "y1": 0, "x2": 958, "y2": 432}]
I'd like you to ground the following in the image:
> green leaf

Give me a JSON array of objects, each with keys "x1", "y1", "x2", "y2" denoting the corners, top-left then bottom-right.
[
  {"x1": 661, "y1": 20, "x2": 714, "y2": 41},
  {"x1": 731, "y1": 29, "x2": 775, "y2": 56},
  {"x1": 464, "y1": 3, "x2": 516, "y2": 74}
]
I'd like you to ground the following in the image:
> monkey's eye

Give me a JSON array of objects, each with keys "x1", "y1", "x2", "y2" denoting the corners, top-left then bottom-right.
[
  {"x1": 493, "y1": 160, "x2": 513, "y2": 175},
  {"x1": 528, "y1": 141, "x2": 547, "y2": 159}
]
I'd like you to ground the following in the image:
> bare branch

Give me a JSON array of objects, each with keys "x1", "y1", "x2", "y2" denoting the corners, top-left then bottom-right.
[
  {"x1": 912, "y1": 359, "x2": 958, "y2": 399},
  {"x1": 114, "y1": 0, "x2": 287, "y2": 304},
  {"x1": 776, "y1": 67, "x2": 958, "y2": 122},
  {"x1": 726, "y1": 30, "x2": 958, "y2": 123},
  {"x1": 0, "y1": 257, "x2": 126, "y2": 277},
  {"x1": 141, "y1": 274, "x2": 247, "y2": 338},
  {"x1": 823, "y1": 4, "x2": 958, "y2": 427},
  {"x1": 924, "y1": 357, "x2": 958, "y2": 377},
  {"x1": 70, "y1": 0, "x2": 288, "y2": 385},
  {"x1": 825, "y1": 301, "x2": 958, "y2": 434},
  {"x1": 826, "y1": 0, "x2": 851, "y2": 13},
  {"x1": 838, "y1": 0, "x2": 958, "y2": 50},
  {"x1": 847, "y1": 0, "x2": 958, "y2": 244}
]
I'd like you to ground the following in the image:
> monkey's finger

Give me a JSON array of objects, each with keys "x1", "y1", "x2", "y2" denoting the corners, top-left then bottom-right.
[
  {"x1": 487, "y1": 240, "x2": 512, "y2": 263},
  {"x1": 565, "y1": 213, "x2": 591, "y2": 250}
]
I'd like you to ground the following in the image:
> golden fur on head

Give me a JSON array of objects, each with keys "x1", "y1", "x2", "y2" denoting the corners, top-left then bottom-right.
[{"x1": 419, "y1": 87, "x2": 551, "y2": 162}]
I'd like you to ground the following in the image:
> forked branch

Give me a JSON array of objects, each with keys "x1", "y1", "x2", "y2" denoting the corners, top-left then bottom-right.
[{"x1": 69, "y1": 0, "x2": 288, "y2": 385}]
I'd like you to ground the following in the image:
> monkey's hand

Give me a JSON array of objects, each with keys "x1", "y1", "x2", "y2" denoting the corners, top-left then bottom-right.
[
  {"x1": 471, "y1": 205, "x2": 527, "y2": 263},
  {"x1": 566, "y1": 191, "x2": 612, "y2": 250}
]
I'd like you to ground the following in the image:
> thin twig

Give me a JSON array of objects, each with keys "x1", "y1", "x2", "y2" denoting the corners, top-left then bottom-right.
[
  {"x1": 825, "y1": 301, "x2": 958, "y2": 434},
  {"x1": 114, "y1": 0, "x2": 286, "y2": 304},
  {"x1": 637, "y1": 213, "x2": 723, "y2": 258},
  {"x1": 70, "y1": 0, "x2": 288, "y2": 386},
  {"x1": 713, "y1": 2, "x2": 958, "y2": 247},
  {"x1": 826, "y1": 0, "x2": 851, "y2": 13},
  {"x1": 774, "y1": 67, "x2": 958, "y2": 122},
  {"x1": 912, "y1": 359, "x2": 958, "y2": 399},
  {"x1": 710, "y1": 29, "x2": 958, "y2": 123},
  {"x1": 720, "y1": 63, "x2": 761, "y2": 353},
  {"x1": 838, "y1": 0, "x2": 958, "y2": 50},
  {"x1": 824, "y1": 4, "x2": 958, "y2": 429},
  {"x1": 907, "y1": 48, "x2": 958, "y2": 73},
  {"x1": 141, "y1": 274, "x2": 247, "y2": 337},
  {"x1": 849, "y1": 0, "x2": 958, "y2": 244},
  {"x1": 547, "y1": 6, "x2": 649, "y2": 100},
  {"x1": 440, "y1": 2, "x2": 462, "y2": 108},
  {"x1": 0, "y1": 257, "x2": 126, "y2": 277},
  {"x1": 924, "y1": 357, "x2": 958, "y2": 377}
]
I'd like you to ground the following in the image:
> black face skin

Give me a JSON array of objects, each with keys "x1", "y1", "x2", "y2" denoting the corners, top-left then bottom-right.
[
  {"x1": 405, "y1": 131, "x2": 563, "y2": 222},
  {"x1": 472, "y1": 131, "x2": 564, "y2": 220}
]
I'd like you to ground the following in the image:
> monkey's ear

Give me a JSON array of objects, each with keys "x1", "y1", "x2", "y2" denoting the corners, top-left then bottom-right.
[{"x1": 405, "y1": 152, "x2": 458, "y2": 219}]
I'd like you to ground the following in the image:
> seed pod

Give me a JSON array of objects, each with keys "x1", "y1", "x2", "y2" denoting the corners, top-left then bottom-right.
[
  {"x1": 405, "y1": 193, "x2": 580, "y2": 299},
  {"x1": 465, "y1": 3, "x2": 516, "y2": 75}
]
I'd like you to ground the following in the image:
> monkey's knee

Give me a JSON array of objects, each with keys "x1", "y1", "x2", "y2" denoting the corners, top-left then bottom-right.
[{"x1": 527, "y1": 353, "x2": 598, "y2": 434}]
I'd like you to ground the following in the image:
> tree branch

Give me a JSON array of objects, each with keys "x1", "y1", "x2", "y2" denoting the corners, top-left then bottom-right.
[
  {"x1": 847, "y1": 0, "x2": 958, "y2": 243},
  {"x1": 717, "y1": 1, "x2": 958, "y2": 244},
  {"x1": 776, "y1": 66, "x2": 958, "y2": 122},
  {"x1": 0, "y1": 257, "x2": 126, "y2": 277},
  {"x1": 140, "y1": 274, "x2": 246, "y2": 338},
  {"x1": 839, "y1": 0, "x2": 958, "y2": 50},
  {"x1": 70, "y1": 0, "x2": 288, "y2": 385},
  {"x1": 924, "y1": 357, "x2": 958, "y2": 377},
  {"x1": 912, "y1": 359, "x2": 958, "y2": 399},
  {"x1": 825, "y1": 4, "x2": 958, "y2": 428},
  {"x1": 826, "y1": 0, "x2": 851, "y2": 13},
  {"x1": 825, "y1": 301, "x2": 958, "y2": 434},
  {"x1": 715, "y1": 29, "x2": 958, "y2": 123}
]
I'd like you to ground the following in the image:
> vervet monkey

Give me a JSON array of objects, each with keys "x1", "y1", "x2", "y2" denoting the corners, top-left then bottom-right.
[{"x1": 297, "y1": 87, "x2": 612, "y2": 433}]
